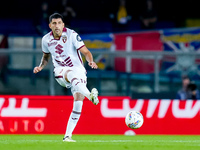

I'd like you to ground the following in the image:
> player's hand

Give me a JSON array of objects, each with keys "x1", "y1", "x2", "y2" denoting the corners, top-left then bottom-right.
[
  {"x1": 33, "y1": 66, "x2": 43, "y2": 74},
  {"x1": 88, "y1": 62, "x2": 98, "y2": 69}
]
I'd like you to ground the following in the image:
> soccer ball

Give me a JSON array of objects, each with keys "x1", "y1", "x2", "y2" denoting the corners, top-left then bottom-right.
[{"x1": 125, "y1": 111, "x2": 144, "y2": 129}]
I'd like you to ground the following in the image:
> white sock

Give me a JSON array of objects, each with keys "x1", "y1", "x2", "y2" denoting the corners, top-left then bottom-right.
[
  {"x1": 67, "y1": 71, "x2": 91, "y2": 99},
  {"x1": 64, "y1": 101, "x2": 83, "y2": 138},
  {"x1": 76, "y1": 83, "x2": 91, "y2": 99}
]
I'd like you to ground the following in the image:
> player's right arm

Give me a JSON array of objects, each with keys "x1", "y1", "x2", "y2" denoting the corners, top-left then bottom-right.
[
  {"x1": 33, "y1": 53, "x2": 50, "y2": 74},
  {"x1": 34, "y1": 35, "x2": 50, "y2": 74}
]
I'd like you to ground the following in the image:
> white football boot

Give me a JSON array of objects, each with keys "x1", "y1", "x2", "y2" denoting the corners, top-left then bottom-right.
[
  {"x1": 63, "y1": 136, "x2": 76, "y2": 142},
  {"x1": 90, "y1": 88, "x2": 99, "y2": 105}
]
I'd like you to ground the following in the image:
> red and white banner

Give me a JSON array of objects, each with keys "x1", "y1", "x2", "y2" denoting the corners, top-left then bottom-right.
[
  {"x1": 113, "y1": 31, "x2": 163, "y2": 73},
  {"x1": 0, "y1": 95, "x2": 200, "y2": 135}
]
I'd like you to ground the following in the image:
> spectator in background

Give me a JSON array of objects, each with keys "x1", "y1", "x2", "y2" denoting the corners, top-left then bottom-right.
[
  {"x1": 35, "y1": 2, "x2": 50, "y2": 35},
  {"x1": 110, "y1": 0, "x2": 131, "y2": 31},
  {"x1": 117, "y1": 0, "x2": 130, "y2": 25},
  {"x1": 176, "y1": 75, "x2": 200, "y2": 100},
  {"x1": 60, "y1": 0, "x2": 76, "y2": 27},
  {"x1": 140, "y1": 0, "x2": 157, "y2": 29}
]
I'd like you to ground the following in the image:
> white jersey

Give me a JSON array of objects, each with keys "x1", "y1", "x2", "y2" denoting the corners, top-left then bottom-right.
[{"x1": 42, "y1": 27, "x2": 86, "y2": 72}]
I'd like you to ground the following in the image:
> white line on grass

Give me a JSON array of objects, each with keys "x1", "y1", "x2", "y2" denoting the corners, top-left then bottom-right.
[{"x1": 80, "y1": 140, "x2": 143, "y2": 143}]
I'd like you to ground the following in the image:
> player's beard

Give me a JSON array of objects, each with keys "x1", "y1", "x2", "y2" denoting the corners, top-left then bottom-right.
[{"x1": 54, "y1": 29, "x2": 62, "y2": 38}]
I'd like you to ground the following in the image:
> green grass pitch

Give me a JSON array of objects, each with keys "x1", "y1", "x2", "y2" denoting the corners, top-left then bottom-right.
[{"x1": 0, "y1": 135, "x2": 200, "y2": 150}]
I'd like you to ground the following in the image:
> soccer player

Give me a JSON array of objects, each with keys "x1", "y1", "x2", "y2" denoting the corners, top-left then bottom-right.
[{"x1": 33, "y1": 13, "x2": 99, "y2": 142}]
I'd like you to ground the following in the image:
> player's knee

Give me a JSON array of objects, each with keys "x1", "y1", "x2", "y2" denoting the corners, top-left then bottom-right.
[
  {"x1": 66, "y1": 70, "x2": 86, "y2": 85},
  {"x1": 66, "y1": 70, "x2": 76, "y2": 82},
  {"x1": 64, "y1": 70, "x2": 72, "y2": 83}
]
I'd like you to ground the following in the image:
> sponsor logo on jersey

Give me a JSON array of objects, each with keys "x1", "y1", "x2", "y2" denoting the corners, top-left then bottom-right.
[
  {"x1": 55, "y1": 44, "x2": 64, "y2": 54},
  {"x1": 48, "y1": 41, "x2": 57, "y2": 47}
]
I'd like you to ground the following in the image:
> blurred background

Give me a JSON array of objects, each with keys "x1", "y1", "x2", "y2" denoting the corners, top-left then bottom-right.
[{"x1": 1, "y1": 0, "x2": 200, "y2": 99}]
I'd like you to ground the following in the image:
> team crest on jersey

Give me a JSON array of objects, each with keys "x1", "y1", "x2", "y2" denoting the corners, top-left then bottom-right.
[
  {"x1": 76, "y1": 35, "x2": 82, "y2": 42},
  {"x1": 62, "y1": 35, "x2": 67, "y2": 43}
]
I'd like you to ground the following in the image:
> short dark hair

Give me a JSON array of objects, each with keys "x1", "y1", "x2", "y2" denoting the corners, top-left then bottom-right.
[
  {"x1": 182, "y1": 75, "x2": 190, "y2": 81},
  {"x1": 49, "y1": 13, "x2": 64, "y2": 23}
]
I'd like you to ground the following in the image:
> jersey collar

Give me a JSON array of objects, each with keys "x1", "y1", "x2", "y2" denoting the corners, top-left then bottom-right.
[{"x1": 50, "y1": 27, "x2": 67, "y2": 40}]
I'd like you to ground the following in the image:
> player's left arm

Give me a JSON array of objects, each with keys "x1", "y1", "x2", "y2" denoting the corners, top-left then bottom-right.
[{"x1": 79, "y1": 46, "x2": 98, "y2": 69}]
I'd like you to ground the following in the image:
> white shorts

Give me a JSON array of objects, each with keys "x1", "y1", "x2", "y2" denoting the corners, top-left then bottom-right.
[{"x1": 54, "y1": 67, "x2": 87, "y2": 95}]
